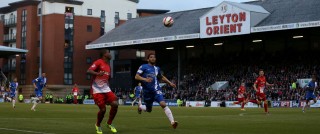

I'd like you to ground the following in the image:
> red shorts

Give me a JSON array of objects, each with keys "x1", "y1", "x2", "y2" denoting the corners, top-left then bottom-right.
[
  {"x1": 93, "y1": 92, "x2": 117, "y2": 106},
  {"x1": 256, "y1": 93, "x2": 266, "y2": 101},
  {"x1": 238, "y1": 98, "x2": 245, "y2": 102}
]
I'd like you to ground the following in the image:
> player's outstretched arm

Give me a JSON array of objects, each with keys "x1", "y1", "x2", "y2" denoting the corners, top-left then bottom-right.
[{"x1": 161, "y1": 75, "x2": 176, "y2": 88}]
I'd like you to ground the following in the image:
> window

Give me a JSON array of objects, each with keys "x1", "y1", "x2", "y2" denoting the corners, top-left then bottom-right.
[
  {"x1": 100, "y1": 17, "x2": 105, "y2": 23},
  {"x1": 64, "y1": 7, "x2": 74, "y2": 85},
  {"x1": 20, "y1": 73, "x2": 26, "y2": 85},
  {"x1": 22, "y1": 9, "x2": 27, "y2": 22},
  {"x1": 87, "y1": 9, "x2": 92, "y2": 15},
  {"x1": 0, "y1": 15, "x2": 4, "y2": 21},
  {"x1": 64, "y1": 73, "x2": 72, "y2": 85},
  {"x1": 38, "y1": 8, "x2": 41, "y2": 14},
  {"x1": 10, "y1": 13, "x2": 14, "y2": 19},
  {"x1": 65, "y1": 7, "x2": 73, "y2": 13},
  {"x1": 87, "y1": 25, "x2": 92, "y2": 32},
  {"x1": 101, "y1": 10, "x2": 105, "y2": 17},
  {"x1": 11, "y1": 59, "x2": 16, "y2": 68},
  {"x1": 115, "y1": 12, "x2": 119, "y2": 18},
  {"x1": 21, "y1": 9, "x2": 27, "y2": 49},
  {"x1": 127, "y1": 13, "x2": 132, "y2": 20},
  {"x1": 86, "y1": 57, "x2": 92, "y2": 64},
  {"x1": 100, "y1": 10, "x2": 105, "y2": 34},
  {"x1": 114, "y1": 12, "x2": 119, "y2": 24}
]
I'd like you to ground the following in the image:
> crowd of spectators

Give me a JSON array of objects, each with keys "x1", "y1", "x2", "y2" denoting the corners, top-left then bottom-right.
[{"x1": 114, "y1": 51, "x2": 320, "y2": 102}]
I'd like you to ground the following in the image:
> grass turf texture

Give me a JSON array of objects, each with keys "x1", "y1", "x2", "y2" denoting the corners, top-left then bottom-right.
[{"x1": 0, "y1": 103, "x2": 318, "y2": 134}]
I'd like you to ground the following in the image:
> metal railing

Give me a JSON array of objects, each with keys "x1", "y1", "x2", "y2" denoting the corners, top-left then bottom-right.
[
  {"x1": 3, "y1": 34, "x2": 16, "y2": 42},
  {"x1": 4, "y1": 18, "x2": 17, "y2": 27}
]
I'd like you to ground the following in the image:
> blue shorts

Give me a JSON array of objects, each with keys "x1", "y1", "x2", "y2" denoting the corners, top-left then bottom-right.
[
  {"x1": 306, "y1": 93, "x2": 316, "y2": 100},
  {"x1": 35, "y1": 89, "x2": 43, "y2": 97},
  {"x1": 10, "y1": 92, "x2": 16, "y2": 98},
  {"x1": 143, "y1": 90, "x2": 164, "y2": 111},
  {"x1": 135, "y1": 93, "x2": 141, "y2": 98}
]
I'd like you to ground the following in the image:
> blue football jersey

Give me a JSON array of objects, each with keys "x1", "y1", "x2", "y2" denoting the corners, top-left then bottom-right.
[
  {"x1": 32, "y1": 77, "x2": 47, "y2": 89},
  {"x1": 9, "y1": 82, "x2": 18, "y2": 93},
  {"x1": 136, "y1": 64, "x2": 162, "y2": 93},
  {"x1": 135, "y1": 86, "x2": 142, "y2": 95},
  {"x1": 306, "y1": 81, "x2": 316, "y2": 94}
]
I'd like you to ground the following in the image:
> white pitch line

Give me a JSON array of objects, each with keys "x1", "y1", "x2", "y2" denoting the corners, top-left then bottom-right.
[
  {"x1": 0, "y1": 127, "x2": 55, "y2": 134},
  {"x1": 239, "y1": 113, "x2": 247, "y2": 116}
]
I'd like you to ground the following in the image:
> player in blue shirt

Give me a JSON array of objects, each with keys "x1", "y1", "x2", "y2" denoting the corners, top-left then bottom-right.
[
  {"x1": 131, "y1": 82, "x2": 143, "y2": 107},
  {"x1": 302, "y1": 76, "x2": 317, "y2": 112},
  {"x1": 7, "y1": 77, "x2": 18, "y2": 108},
  {"x1": 135, "y1": 53, "x2": 178, "y2": 129},
  {"x1": 31, "y1": 72, "x2": 47, "y2": 111}
]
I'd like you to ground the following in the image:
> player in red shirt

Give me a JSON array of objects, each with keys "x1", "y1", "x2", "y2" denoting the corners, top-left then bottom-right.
[
  {"x1": 87, "y1": 49, "x2": 118, "y2": 134},
  {"x1": 72, "y1": 84, "x2": 79, "y2": 104},
  {"x1": 250, "y1": 69, "x2": 274, "y2": 114},
  {"x1": 233, "y1": 82, "x2": 247, "y2": 111}
]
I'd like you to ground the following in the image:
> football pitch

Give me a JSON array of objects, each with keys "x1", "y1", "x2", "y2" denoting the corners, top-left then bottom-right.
[{"x1": 0, "y1": 103, "x2": 318, "y2": 134}]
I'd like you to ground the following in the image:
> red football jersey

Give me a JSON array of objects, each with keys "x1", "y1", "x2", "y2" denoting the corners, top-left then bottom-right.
[
  {"x1": 238, "y1": 86, "x2": 246, "y2": 98},
  {"x1": 255, "y1": 76, "x2": 266, "y2": 93},
  {"x1": 72, "y1": 87, "x2": 79, "y2": 96},
  {"x1": 88, "y1": 59, "x2": 111, "y2": 94}
]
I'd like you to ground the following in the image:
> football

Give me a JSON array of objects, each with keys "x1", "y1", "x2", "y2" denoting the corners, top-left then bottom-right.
[{"x1": 163, "y1": 16, "x2": 174, "y2": 27}]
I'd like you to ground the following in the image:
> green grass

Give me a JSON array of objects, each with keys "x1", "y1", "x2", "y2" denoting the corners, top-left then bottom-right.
[{"x1": 0, "y1": 103, "x2": 318, "y2": 134}]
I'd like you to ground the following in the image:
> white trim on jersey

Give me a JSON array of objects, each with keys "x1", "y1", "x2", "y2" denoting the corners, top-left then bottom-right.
[
  {"x1": 92, "y1": 81, "x2": 111, "y2": 94},
  {"x1": 154, "y1": 66, "x2": 158, "y2": 90}
]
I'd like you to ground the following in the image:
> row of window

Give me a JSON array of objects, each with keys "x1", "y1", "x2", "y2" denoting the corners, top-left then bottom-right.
[
  {"x1": 20, "y1": 9, "x2": 27, "y2": 85},
  {"x1": 1, "y1": 13, "x2": 17, "y2": 22},
  {"x1": 37, "y1": 7, "x2": 132, "y2": 20},
  {"x1": 87, "y1": 9, "x2": 132, "y2": 20},
  {"x1": 17, "y1": 8, "x2": 94, "y2": 85},
  {"x1": 64, "y1": 9, "x2": 74, "y2": 85}
]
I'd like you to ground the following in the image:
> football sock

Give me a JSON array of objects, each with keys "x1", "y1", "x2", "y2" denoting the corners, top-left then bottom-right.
[
  {"x1": 138, "y1": 99, "x2": 142, "y2": 106},
  {"x1": 96, "y1": 106, "x2": 106, "y2": 127},
  {"x1": 12, "y1": 99, "x2": 15, "y2": 107},
  {"x1": 264, "y1": 103, "x2": 268, "y2": 112},
  {"x1": 164, "y1": 106, "x2": 174, "y2": 123},
  {"x1": 131, "y1": 99, "x2": 136, "y2": 106},
  {"x1": 31, "y1": 101, "x2": 37, "y2": 110},
  {"x1": 302, "y1": 103, "x2": 306, "y2": 111},
  {"x1": 107, "y1": 105, "x2": 118, "y2": 125}
]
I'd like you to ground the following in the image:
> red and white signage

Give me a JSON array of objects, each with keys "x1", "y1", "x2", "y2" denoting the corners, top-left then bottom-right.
[
  {"x1": 186, "y1": 101, "x2": 205, "y2": 107},
  {"x1": 200, "y1": 2, "x2": 250, "y2": 38}
]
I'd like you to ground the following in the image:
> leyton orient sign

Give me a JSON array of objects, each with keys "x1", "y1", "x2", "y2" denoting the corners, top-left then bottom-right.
[{"x1": 200, "y1": 2, "x2": 251, "y2": 38}]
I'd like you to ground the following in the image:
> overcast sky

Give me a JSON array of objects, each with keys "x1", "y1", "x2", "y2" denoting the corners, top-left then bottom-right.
[{"x1": 1, "y1": 0, "x2": 252, "y2": 12}]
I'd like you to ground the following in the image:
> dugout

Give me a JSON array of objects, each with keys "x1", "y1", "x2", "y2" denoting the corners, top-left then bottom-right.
[
  {"x1": 0, "y1": 45, "x2": 28, "y2": 84},
  {"x1": 86, "y1": 0, "x2": 320, "y2": 90}
]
